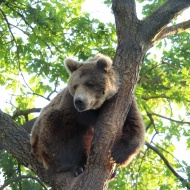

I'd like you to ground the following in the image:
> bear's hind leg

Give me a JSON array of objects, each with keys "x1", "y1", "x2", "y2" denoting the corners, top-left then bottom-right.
[{"x1": 72, "y1": 153, "x2": 87, "y2": 177}]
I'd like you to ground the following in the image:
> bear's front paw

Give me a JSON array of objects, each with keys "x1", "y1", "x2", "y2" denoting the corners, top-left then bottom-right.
[
  {"x1": 46, "y1": 109, "x2": 63, "y2": 126},
  {"x1": 111, "y1": 143, "x2": 128, "y2": 165}
]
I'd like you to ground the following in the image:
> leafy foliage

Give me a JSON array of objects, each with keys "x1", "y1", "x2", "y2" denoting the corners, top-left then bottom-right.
[{"x1": 0, "y1": 0, "x2": 190, "y2": 189}]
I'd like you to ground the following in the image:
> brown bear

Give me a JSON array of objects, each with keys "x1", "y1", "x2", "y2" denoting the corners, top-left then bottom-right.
[{"x1": 30, "y1": 54, "x2": 145, "y2": 176}]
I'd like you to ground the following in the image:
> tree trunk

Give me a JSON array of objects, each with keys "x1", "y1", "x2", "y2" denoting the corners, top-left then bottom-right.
[{"x1": 0, "y1": 0, "x2": 190, "y2": 189}]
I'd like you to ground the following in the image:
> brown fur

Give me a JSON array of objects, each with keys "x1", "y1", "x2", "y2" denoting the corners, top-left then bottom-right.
[{"x1": 30, "y1": 54, "x2": 145, "y2": 176}]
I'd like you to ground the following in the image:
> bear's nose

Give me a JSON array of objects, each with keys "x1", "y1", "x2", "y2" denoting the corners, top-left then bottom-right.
[{"x1": 74, "y1": 98, "x2": 85, "y2": 111}]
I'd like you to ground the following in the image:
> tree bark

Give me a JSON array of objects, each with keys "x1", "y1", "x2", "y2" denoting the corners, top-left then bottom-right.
[
  {"x1": 1, "y1": 0, "x2": 190, "y2": 189},
  {"x1": 142, "y1": 0, "x2": 190, "y2": 48},
  {"x1": 0, "y1": 110, "x2": 80, "y2": 189},
  {"x1": 152, "y1": 20, "x2": 190, "y2": 44}
]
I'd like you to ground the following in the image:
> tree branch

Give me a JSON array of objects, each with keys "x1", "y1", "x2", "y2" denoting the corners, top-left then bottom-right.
[
  {"x1": 12, "y1": 108, "x2": 41, "y2": 119},
  {"x1": 0, "y1": 110, "x2": 49, "y2": 180},
  {"x1": 151, "y1": 112, "x2": 190, "y2": 125},
  {"x1": 145, "y1": 141, "x2": 190, "y2": 189},
  {"x1": 46, "y1": 77, "x2": 59, "y2": 100},
  {"x1": 112, "y1": 0, "x2": 139, "y2": 47},
  {"x1": 0, "y1": 175, "x2": 48, "y2": 190},
  {"x1": 153, "y1": 20, "x2": 190, "y2": 44},
  {"x1": 142, "y1": 0, "x2": 190, "y2": 48},
  {"x1": 0, "y1": 110, "x2": 78, "y2": 190},
  {"x1": 142, "y1": 94, "x2": 169, "y2": 100},
  {"x1": 0, "y1": 8, "x2": 17, "y2": 47},
  {"x1": 152, "y1": 142, "x2": 185, "y2": 171},
  {"x1": 70, "y1": 1, "x2": 145, "y2": 189},
  {"x1": 145, "y1": 111, "x2": 157, "y2": 133}
]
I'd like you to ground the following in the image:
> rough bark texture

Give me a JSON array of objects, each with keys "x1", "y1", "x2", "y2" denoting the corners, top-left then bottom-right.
[
  {"x1": 152, "y1": 20, "x2": 190, "y2": 44},
  {"x1": 0, "y1": 110, "x2": 77, "y2": 189},
  {"x1": 1, "y1": 0, "x2": 190, "y2": 189}
]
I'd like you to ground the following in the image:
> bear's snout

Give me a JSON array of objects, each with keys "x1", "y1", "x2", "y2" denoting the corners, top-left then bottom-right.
[{"x1": 74, "y1": 97, "x2": 86, "y2": 112}]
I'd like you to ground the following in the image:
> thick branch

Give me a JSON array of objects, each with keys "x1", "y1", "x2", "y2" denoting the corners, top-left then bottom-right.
[
  {"x1": 0, "y1": 110, "x2": 78, "y2": 190},
  {"x1": 0, "y1": 111, "x2": 50, "y2": 180},
  {"x1": 112, "y1": 0, "x2": 139, "y2": 45},
  {"x1": 142, "y1": 0, "x2": 190, "y2": 48},
  {"x1": 12, "y1": 108, "x2": 41, "y2": 119},
  {"x1": 145, "y1": 142, "x2": 190, "y2": 189},
  {"x1": 153, "y1": 20, "x2": 190, "y2": 44},
  {"x1": 71, "y1": 1, "x2": 145, "y2": 189}
]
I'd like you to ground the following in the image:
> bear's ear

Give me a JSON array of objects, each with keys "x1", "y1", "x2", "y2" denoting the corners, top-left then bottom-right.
[
  {"x1": 64, "y1": 58, "x2": 82, "y2": 74},
  {"x1": 96, "y1": 58, "x2": 112, "y2": 72}
]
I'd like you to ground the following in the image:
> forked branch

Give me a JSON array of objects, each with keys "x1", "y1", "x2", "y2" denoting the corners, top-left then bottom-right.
[
  {"x1": 153, "y1": 20, "x2": 190, "y2": 44},
  {"x1": 142, "y1": 0, "x2": 190, "y2": 48}
]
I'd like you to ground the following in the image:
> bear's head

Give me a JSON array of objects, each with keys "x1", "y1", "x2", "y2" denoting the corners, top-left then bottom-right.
[{"x1": 64, "y1": 54, "x2": 120, "y2": 112}]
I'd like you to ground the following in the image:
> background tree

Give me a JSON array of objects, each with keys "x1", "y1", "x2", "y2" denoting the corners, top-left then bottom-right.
[{"x1": 0, "y1": 0, "x2": 190, "y2": 189}]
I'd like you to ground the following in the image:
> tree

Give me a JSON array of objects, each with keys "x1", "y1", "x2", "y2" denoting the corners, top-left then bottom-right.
[{"x1": 0, "y1": 0, "x2": 190, "y2": 189}]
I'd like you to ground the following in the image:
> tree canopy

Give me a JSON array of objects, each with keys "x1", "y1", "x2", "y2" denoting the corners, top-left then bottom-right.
[{"x1": 0, "y1": 0, "x2": 190, "y2": 189}]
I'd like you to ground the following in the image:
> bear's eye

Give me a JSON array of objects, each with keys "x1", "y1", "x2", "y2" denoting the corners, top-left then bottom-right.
[
  {"x1": 73, "y1": 85, "x2": 78, "y2": 91},
  {"x1": 85, "y1": 82, "x2": 94, "y2": 89}
]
